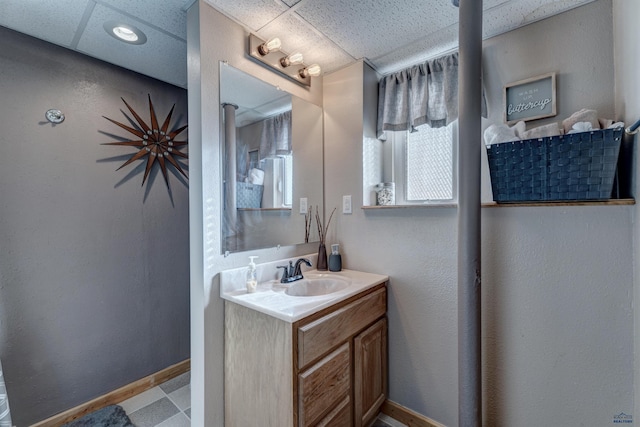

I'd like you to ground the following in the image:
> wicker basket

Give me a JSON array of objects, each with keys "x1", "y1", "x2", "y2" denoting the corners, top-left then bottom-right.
[
  {"x1": 486, "y1": 127, "x2": 623, "y2": 203},
  {"x1": 237, "y1": 182, "x2": 263, "y2": 208}
]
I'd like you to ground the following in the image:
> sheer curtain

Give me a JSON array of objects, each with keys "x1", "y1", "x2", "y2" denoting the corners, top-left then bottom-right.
[{"x1": 377, "y1": 52, "x2": 486, "y2": 139}]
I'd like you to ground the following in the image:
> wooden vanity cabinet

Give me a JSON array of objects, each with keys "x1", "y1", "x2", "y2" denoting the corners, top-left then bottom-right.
[
  {"x1": 225, "y1": 282, "x2": 387, "y2": 427},
  {"x1": 354, "y1": 317, "x2": 387, "y2": 427},
  {"x1": 295, "y1": 284, "x2": 387, "y2": 427}
]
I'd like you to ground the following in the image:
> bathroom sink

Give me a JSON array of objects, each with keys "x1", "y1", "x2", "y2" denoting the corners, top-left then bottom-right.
[{"x1": 285, "y1": 274, "x2": 351, "y2": 297}]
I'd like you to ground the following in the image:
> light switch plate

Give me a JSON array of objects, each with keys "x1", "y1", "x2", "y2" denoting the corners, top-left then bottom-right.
[
  {"x1": 300, "y1": 197, "x2": 308, "y2": 214},
  {"x1": 343, "y1": 195, "x2": 352, "y2": 214}
]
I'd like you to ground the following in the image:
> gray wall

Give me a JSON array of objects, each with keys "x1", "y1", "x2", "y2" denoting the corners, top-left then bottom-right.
[
  {"x1": 0, "y1": 27, "x2": 190, "y2": 426},
  {"x1": 613, "y1": 0, "x2": 640, "y2": 418},
  {"x1": 323, "y1": 1, "x2": 633, "y2": 426}
]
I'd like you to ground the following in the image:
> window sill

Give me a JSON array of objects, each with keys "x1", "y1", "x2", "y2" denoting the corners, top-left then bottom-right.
[
  {"x1": 362, "y1": 203, "x2": 457, "y2": 209},
  {"x1": 238, "y1": 207, "x2": 292, "y2": 211},
  {"x1": 362, "y1": 199, "x2": 635, "y2": 209}
]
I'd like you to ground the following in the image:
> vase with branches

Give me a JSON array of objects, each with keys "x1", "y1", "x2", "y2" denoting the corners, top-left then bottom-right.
[{"x1": 315, "y1": 206, "x2": 336, "y2": 271}]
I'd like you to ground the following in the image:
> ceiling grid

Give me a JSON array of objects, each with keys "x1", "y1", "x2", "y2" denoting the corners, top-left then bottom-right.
[{"x1": 0, "y1": 0, "x2": 596, "y2": 87}]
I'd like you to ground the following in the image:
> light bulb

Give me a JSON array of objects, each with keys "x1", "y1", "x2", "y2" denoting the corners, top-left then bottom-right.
[
  {"x1": 280, "y1": 52, "x2": 304, "y2": 68},
  {"x1": 113, "y1": 26, "x2": 138, "y2": 42},
  {"x1": 299, "y1": 64, "x2": 322, "y2": 78},
  {"x1": 258, "y1": 37, "x2": 282, "y2": 55}
]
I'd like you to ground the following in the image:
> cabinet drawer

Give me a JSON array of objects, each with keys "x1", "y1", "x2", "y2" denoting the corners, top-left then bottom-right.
[
  {"x1": 316, "y1": 396, "x2": 351, "y2": 426},
  {"x1": 298, "y1": 287, "x2": 386, "y2": 369},
  {"x1": 298, "y1": 342, "x2": 351, "y2": 427}
]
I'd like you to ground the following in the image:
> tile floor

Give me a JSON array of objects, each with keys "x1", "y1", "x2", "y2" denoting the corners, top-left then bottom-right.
[
  {"x1": 117, "y1": 370, "x2": 407, "y2": 427},
  {"x1": 118, "y1": 372, "x2": 191, "y2": 427},
  {"x1": 372, "y1": 413, "x2": 409, "y2": 427}
]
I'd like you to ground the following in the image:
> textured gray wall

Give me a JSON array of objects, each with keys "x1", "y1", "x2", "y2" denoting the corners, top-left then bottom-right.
[
  {"x1": 323, "y1": 1, "x2": 633, "y2": 426},
  {"x1": 612, "y1": 0, "x2": 640, "y2": 419},
  {"x1": 0, "y1": 27, "x2": 190, "y2": 426}
]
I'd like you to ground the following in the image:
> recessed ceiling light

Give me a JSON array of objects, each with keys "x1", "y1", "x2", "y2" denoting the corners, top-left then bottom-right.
[{"x1": 103, "y1": 21, "x2": 147, "y2": 45}]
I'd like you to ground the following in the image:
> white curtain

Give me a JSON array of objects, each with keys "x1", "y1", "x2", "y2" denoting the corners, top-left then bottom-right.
[
  {"x1": 0, "y1": 360, "x2": 12, "y2": 427},
  {"x1": 377, "y1": 52, "x2": 486, "y2": 139}
]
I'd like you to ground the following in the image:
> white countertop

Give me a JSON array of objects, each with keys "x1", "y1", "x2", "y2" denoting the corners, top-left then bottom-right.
[{"x1": 220, "y1": 257, "x2": 388, "y2": 323}]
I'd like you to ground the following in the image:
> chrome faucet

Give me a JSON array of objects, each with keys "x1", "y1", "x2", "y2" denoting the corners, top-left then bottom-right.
[{"x1": 277, "y1": 258, "x2": 312, "y2": 283}]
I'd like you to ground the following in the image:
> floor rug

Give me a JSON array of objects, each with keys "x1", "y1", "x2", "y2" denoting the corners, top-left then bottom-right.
[{"x1": 62, "y1": 405, "x2": 134, "y2": 427}]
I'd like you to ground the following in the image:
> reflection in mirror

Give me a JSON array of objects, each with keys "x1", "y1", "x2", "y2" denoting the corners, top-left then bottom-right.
[{"x1": 220, "y1": 62, "x2": 323, "y2": 254}]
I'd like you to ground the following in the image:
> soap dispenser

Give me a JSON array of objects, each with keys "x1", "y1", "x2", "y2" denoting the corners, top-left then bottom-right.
[
  {"x1": 246, "y1": 256, "x2": 258, "y2": 293},
  {"x1": 328, "y1": 244, "x2": 342, "y2": 272}
]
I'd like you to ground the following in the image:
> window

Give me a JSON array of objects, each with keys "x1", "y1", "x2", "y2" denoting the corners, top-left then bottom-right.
[
  {"x1": 258, "y1": 155, "x2": 292, "y2": 208},
  {"x1": 366, "y1": 121, "x2": 456, "y2": 206},
  {"x1": 283, "y1": 154, "x2": 293, "y2": 207},
  {"x1": 403, "y1": 122, "x2": 456, "y2": 202}
]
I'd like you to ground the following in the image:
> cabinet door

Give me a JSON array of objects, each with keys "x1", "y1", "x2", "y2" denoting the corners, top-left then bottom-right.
[
  {"x1": 354, "y1": 317, "x2": 387, "y2": 427},
  {"x1": 298, "y1": 342, "x2": 351, "y2": 427}
]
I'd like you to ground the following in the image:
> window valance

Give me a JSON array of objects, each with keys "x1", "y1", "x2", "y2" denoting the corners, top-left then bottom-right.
[
  {"x1": 259, "y1": 110, "x2": 292, "y2": 161},
  {"x1": 377, "y1": 52, "x2": 486, "y2": 139}
]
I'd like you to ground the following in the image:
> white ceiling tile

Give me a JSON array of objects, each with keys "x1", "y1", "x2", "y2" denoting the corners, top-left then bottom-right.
[
  {"x1": 516, "y1": 0, "x2": 597, "y2": 23},
  {"x1": 257, "y1": 12, "x2": 354, "y2": 74},
  {"x1": 96, "y1": 0, "x2": 188, "y2": 40},
  {"x1": 76, "y1": 4, "x2": 186, "y2": 87},
  {"x1": 371, "y1": 24, "x2": 459, "y2": 75},
  {"x1": 0, "y1": 0, "x2": 597, "y2": 88},
  {"x1": 482, "y1": 0, "x2": 596, "y2": 39},
  {"x1": 485, "y1": 0, "x2": 513, "y2": 9},
  {"x1": 0, "y1": 0, "x2": 89, "y2": 47},
  {"x1": 203, "y1": 0, "x2": 288, "y2": 31},
  {"x1": 296, "y1": 0, "x2": 458, "y2": 62}
]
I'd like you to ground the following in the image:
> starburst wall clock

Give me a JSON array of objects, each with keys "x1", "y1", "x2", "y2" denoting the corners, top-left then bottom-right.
[{"x1": 102, "y1": 95, "x2": 188, "y2": 187}]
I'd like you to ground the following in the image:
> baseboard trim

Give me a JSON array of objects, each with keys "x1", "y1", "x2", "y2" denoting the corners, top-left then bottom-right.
[
  {"x1": 30, "y1": 359, "x2": 190, "y2": 427},
  {"x1": 381, "y1": 399, "x2": 447, "y2": 427}
]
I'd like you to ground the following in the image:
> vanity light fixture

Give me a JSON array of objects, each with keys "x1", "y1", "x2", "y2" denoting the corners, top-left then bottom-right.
[
  {"x1": 257, "y1": 37, "x2": 282, "y2": 55},
  {"x1": 280, "y1": 52, "x2": 304, "y2": 68},
  {"x1": 103, "y1": 21, "x2": 147, "y2": 45},
  {"x1": 248, "y1": 34, "x2": 321, "y2": 87},
  {"x1": 299, "y1": 64, "x2": 322, "y2": 78}
]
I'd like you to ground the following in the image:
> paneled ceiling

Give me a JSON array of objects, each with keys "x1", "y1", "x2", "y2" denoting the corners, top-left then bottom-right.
[{"x1": 0, "y1": 0, "x2": 595, "y2": 89}]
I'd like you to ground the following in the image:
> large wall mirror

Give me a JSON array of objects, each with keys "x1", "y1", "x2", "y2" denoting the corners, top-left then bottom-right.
[{"x1": 220, "y1": 62, "x2": 323, "y2": 254}]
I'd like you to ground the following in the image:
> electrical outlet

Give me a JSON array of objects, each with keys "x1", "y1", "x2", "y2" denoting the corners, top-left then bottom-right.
[
  {"x1": 300, "y1": 197, "x2": 308, "y2": 214},
  {"x1": 343, "y1": 195, "x2": 352, "y2": 214}
]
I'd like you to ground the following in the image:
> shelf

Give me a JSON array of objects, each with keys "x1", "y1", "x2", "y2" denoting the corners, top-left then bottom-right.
[
  {"x1": 482, "y1": 199, "x2": 635, "y2": 208},
  {"x1": 361, "y1": 199, "x2": 635, "y2": 210}
]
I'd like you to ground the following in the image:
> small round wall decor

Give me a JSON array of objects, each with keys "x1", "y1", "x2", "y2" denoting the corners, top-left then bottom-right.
[{"x1": 102, "y1": 95, "x2": 188, "y2": 187}]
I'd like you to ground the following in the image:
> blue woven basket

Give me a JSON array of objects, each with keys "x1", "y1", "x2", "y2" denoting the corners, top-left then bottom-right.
[
  {"x1": 237, "y1": 182, "x2": 263, "y2": 208},
  {"x1": 486, "y1": 127, "x2": 622, "y2": 202}
]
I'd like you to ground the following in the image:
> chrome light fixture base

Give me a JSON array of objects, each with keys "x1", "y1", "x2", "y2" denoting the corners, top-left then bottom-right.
[{"x1": 248, "y1": 34, "x2": 313, "y2": 87}]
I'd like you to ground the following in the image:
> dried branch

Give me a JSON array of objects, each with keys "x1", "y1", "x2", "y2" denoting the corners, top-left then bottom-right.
[
  {"x1": 304, "y1": 205, "x2": 312, "y2": 243},
  {"x1": 315, "y1": 206, "x2": 336, "y2": 244}
]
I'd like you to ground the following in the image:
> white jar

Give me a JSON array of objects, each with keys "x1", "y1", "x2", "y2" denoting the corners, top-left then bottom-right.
[{"x1": 375, "y1": 182, "x2": 395, "y2": 206}]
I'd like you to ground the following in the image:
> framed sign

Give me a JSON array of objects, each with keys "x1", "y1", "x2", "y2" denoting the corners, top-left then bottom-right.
[{"x1": 504, "y1": 72, "x2": 556, "y2": 125}]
